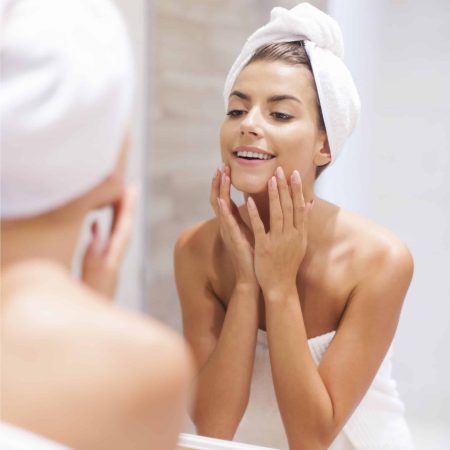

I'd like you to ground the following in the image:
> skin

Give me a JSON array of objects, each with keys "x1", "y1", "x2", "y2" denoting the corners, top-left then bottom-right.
[
  {"x1": 1, "y1": 135, "x2": 194, "y2": 450},
  {"x1": 175, "y1": 61, "x2": 413, "y2": 449}
]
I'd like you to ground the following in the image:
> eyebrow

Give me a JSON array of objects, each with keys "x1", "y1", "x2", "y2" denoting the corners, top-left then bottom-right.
[{"x1": 229, "y1": 90, "x2": 302, "y2": 105}]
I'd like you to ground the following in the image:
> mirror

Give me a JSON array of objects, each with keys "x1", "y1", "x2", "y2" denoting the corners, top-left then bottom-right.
[{"x1": 143, "y1": 0, "x2": 450, "y2": 449}]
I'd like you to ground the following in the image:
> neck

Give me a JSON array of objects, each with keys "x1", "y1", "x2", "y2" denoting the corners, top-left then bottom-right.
[{"x1": 1, "y1": 210, "x2": 85, "y2": 271}]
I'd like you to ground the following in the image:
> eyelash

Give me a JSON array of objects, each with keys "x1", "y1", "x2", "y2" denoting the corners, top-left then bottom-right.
[
  {"x1": 226, "y1": 109, "x2": 245, "y2": 118},
  {"x1": 271, "y1": 112, "x2": 293, "y2": 121},
  {"x1": 226, "y1": 110, "x2": 294, "y2": 121}
]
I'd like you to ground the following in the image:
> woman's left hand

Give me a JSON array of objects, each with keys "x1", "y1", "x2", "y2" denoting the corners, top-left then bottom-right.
[
  {"x1": 246, "y1": 167, "x2": 313, "y2": 300},
  {"x1": 82, "y1": 185, "x2": 138, "y2": 299}
]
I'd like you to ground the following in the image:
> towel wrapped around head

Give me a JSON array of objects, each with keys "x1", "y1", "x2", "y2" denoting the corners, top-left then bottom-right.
[
  {"x1": 0, "y1": 0, "x2": 134, "y2": 219},
  {"x1": 223, "y1": 2, "x2": 360, "y2": 164}
]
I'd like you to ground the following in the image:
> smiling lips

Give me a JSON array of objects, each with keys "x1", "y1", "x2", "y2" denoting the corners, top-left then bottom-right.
[{"x1": 232, "y1": 146, "x2": 275, "y2": 164}]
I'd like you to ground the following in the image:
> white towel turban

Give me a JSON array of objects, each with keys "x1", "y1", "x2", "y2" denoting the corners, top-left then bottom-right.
[
  {"x1": 0, "y1": 0, "x2": 134, "y2": 219},
  {"x1": 223, "y1": 2, "x2": 360, "y2": 164}
]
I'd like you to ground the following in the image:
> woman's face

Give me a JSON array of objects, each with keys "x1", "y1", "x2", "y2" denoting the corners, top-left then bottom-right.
[{"x1": 220, "y1": 60, "x2": 329, "y2": 194}]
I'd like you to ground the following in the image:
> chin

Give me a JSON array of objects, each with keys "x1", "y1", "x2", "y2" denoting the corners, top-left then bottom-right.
[{"x1": 231, "y1": 172, "x2": 269, "y2": 194}]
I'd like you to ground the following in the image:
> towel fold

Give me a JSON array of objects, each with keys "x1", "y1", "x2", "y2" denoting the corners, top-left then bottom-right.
[{"x1": 223, "y1": 2, "x2": 360, "y2": 163}]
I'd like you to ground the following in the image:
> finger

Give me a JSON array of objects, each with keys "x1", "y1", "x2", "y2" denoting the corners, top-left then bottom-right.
[
  {"x1": 246, "y1": 197, "x2": 265, "y2": 241},
  {"x1": 222, "y1": 165, "x2": 242, "y2": 219},
  {"x1": 84, "y1": 221, "x2": 103, "y2": 259},
  {"x1": 290, "y1": 170, "x2": 306, "y2": 229},
  {"x1": 210, "y1": 168, "x2": 221, "y2": 216},
  {"x1": 268, "y1": 176, "x2": 283, "y2": 233},
  {"x1": 275, "y1": 166, "x2": 294, "y2": 231},
  {"x1": 217, "y1": 197, "x2": 243, "y2": 245},
  {"x1": 107, "y1": 185, "x2": 138, "y2": 263},
  {"x1": 219, "y1": 173, "x2": 233, "y2": 210}
]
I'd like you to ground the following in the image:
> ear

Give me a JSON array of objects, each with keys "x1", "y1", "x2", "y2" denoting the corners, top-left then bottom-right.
[{"x1": 313, "y1": 133, "x2": 331, "y2": 167}]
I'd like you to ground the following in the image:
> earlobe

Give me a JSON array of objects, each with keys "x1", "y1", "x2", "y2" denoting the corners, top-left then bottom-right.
[{"x1": 314, "y1": 136, "x2": 331, "y2": 167}]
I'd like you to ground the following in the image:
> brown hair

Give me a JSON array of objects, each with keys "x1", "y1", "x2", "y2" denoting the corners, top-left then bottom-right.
[
  {"x1": 246, "y1": 41, "x2": 328, "y2": 176},
  {"x1": 246, "y1": 41, "x2": 325, "y2": 131}
]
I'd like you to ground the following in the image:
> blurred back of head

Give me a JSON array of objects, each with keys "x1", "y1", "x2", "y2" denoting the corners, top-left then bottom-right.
[{"x1": 0, "y1": 0, "x2": 134, "y2": 220}]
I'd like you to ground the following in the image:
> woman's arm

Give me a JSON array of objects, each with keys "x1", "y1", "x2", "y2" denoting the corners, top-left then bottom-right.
[
  {"x1": 174, "y1": 169, "x2": 260, "y2": 439},
  {"x1": 247, "y1": 167, "x2": 413, "y2": 450}
]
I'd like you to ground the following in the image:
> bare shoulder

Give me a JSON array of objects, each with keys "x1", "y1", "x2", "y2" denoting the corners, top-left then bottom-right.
[
  {"x1": 174, "y1": 217, "x2": 219, "y2": 262},
  {"x1": 1, "y1": 260, "x2": 193, "y2": 448},
  {"x1": 1, "y1": 259, "x2": 191, "y2": 386},
  {"x1": 337, "y1": 208, "x2": 414, "y2": 289},
  {"x1": 174, "y1": 217, "x2": 221, "y2": 290}
]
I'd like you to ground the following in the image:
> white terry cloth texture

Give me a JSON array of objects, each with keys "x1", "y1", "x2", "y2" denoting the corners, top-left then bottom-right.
[
  {"x1": 223, "y1": 2, "x2": 360, "y2": 164},
  {"x1": 0, "y1": 0, "x2": 134, "y2": 219},
  {"x1": 0, "y1": 422, "x2": 72, "y2": 450}
]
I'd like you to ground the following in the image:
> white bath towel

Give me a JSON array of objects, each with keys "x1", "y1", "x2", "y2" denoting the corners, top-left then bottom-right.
[
  {"x1": 0, "y1": 0, "x2": 134, "y2": 219},
  {"x1": 223, "y1": 2, "x2": 360, "y2": 163}
]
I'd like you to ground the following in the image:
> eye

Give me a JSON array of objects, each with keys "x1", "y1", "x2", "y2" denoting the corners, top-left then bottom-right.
[
  {"x1": 271, "y1": 112, "x2": 293, "y2": 121},
  {"x1": 226, "y1": 109, "x2": 246, "y2": 118}
]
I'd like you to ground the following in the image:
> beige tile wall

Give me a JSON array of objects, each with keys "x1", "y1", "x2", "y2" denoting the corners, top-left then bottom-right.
[{"x1": 147, "y1": 0, "x2": 327, "y2": 330}]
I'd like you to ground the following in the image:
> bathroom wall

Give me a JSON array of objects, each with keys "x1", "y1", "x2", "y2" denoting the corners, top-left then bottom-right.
[{"x1": 319, "y1": 1, "x2": 450, "y2": 447}]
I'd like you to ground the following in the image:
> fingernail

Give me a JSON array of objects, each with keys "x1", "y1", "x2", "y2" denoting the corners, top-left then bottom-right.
[
  {"x1": 221, "y1": 162, "x2": 226, "y2": 172},
  {"x1": 221, "y1": 173, "x2": 226, "y2": 185},
  {"x1": 276, "y1": 166, "x2": 285, "y2": 180},
  {"x1": 247, "y1": 197, "x2": 256, "y2": 209},
  {"x1": 291, "y1": 170, "x2": 301, "y2": 184},
  {"x1": 270, "y1": 176, "x2": 277, "y2": 190},
  {"x1": 217, "y1": 198, "x2": 222, "y2": 209}
]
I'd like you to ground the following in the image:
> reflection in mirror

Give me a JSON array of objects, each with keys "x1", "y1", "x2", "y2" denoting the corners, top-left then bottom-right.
[{"x1": 148, "y1": 1, "x2": 450, "y2": 449}]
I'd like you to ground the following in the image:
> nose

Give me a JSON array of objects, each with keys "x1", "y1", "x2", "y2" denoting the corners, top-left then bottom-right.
[{"x1": 239, "y1": 109, "x2": 263, "y2": 138}]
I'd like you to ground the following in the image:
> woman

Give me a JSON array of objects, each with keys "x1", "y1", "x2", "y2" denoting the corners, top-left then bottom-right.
[
  {"x1": 175, "y1": 4, "x2": 413, "y2": 450},
  {"x1": 1, "y1": 1, "x2": 193, "y2": 449}
]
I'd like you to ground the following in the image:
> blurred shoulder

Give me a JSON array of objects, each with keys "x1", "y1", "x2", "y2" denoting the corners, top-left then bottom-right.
[{"x1": 1, "y1": 259, "x2": 189, "y2": 372}]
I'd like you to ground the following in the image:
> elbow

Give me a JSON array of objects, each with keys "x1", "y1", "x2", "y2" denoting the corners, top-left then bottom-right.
[
  {"x1": 192, "y1": 414, "x2": 240, "y2": 442},
  {"x1": 286, "y1": 415, "x2": 339, "y2": 450},
  {"x1": 191, "y1": 393, "x2": 249, "y2": 441},
  {"x1": 288, "y1": 435, "x2": 333, "y2": 450}
]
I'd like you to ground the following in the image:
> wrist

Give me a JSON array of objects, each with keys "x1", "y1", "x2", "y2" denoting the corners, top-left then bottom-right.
[
  {"x1": 233, "y1": 281, "x2": 260, "y2": 297},
  {"x1": 262, "y1": 283, "x2": 298, "y2": 304}
]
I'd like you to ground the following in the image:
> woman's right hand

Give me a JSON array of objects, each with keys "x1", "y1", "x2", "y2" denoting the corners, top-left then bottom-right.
[{"x1": 210, "y1": 166, "x2": 258, "y2": 288}]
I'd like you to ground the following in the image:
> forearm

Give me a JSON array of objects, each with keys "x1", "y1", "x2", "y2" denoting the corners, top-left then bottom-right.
[
  {"x1": 193, "y1": 283, "x2": 260, "y2": 438},
  {"x1": 265, "y1": 287, "x2": 335, "y2": 449}
]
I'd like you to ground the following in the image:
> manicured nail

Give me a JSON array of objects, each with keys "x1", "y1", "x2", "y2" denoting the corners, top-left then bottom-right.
[
  {"x1": 221, "y1": 162, "x2": 226, "y2": 172},
  {"x1": 276, "y1": 166, "x2": 285, "y2": 180},
  {"x1": 270, "y1": 176, "x2": 277, "y2": 190},
  {"x1": 247, "y1": 197, "x2": 256, "y2": 209},
  {"x1": 217, "y1": 198, "x2": 222, "y2": 209},
  {"x1": 221, "y1": 173, "x2": 226, "y2": 185},
  {"x1": 291, "y1": 170, "x2": 301, "y2": 184}
]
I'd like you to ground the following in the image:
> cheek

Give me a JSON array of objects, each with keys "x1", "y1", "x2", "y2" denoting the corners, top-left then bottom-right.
[
  {"x1": 219, "y1": 121, "x2": 236, "y2": 158},
  {"x1": 273, "y1": 126, "x2": 317, "y2": 168}
]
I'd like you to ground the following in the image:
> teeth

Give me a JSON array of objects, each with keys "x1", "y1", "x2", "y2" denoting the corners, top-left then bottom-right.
[{"x1": 236, "y1": 151, "x2": 273, "y2": 160}]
